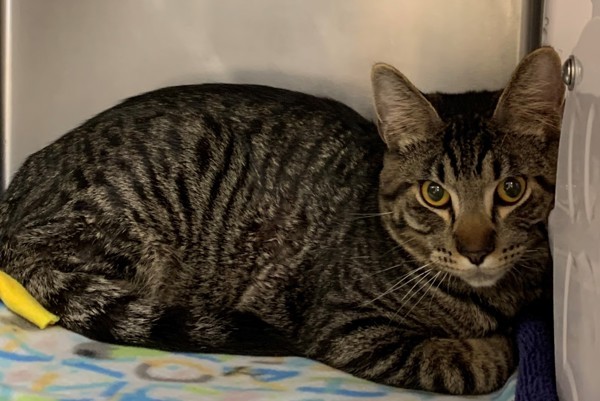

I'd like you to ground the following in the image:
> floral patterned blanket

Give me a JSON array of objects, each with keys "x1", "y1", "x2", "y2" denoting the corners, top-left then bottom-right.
[{"x1": 0, "y1": 304, "x2": 516, "y2": 401}]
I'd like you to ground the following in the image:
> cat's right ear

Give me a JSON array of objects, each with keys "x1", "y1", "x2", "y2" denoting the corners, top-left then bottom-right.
[{"x1": 371, "y1": 63, "x2": 442, "y2": 150}]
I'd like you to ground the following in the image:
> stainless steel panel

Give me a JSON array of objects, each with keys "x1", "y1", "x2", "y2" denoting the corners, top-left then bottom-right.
[{"x1": 2, "y1": 0, "x2": 536, "y2": 189}]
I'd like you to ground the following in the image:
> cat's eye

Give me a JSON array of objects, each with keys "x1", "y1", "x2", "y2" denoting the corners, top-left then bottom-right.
[
  {"x1": 496, "y1": 176, "x2": 527, "y2": 205},
  {"x1": 420, "y1": 181, "x2": 450, "y2": 208}
]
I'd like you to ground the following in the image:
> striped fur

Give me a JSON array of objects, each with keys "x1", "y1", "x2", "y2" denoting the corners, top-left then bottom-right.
[{"x1": 0, "y1": 48, "x2": 564, "y2": 395}]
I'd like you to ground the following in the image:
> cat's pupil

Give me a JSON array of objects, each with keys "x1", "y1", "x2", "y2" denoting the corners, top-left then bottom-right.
[
  {"x1": 427, "y1": 183, "x2": 445, "y2": 202},
  {"x1": 503, "y1": 179, "x2": 521, "y2": 198}
]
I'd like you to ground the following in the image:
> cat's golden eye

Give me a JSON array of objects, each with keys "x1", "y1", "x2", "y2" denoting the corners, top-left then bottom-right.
[
  {"x1": 420, "y1": 181, "x2": 450, "y2": 208},
  {"x1": 496, "y1": 176, "x2": 527, "y2": 205}
]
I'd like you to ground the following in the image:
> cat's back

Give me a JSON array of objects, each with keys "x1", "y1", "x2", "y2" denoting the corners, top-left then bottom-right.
[
  {"x1": 78, "y1": 83, "x2": 375, "y2": 142},
  {"x1": 20, "y1": 83, "x2": 378, "y2": 175},
  {"x1": 2, "y1": 83, "x2": 382, "y2": 233}
]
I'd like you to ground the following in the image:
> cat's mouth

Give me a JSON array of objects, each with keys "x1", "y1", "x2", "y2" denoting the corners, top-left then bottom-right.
[
  {"x1": 454, "y1": 267, "x2": 507, "y2": 288},
  {"x1": 430, "y1": 247, "x2": 523, "y2": 288}
]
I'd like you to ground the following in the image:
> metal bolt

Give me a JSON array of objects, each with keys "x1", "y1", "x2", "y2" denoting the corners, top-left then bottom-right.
[{"x1": 562, "y1": 55, "x2": 581, "y2": 90}]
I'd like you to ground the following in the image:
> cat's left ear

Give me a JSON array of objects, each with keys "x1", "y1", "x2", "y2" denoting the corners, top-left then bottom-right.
[
  {"x1": 492, "y1": 46, "x2": 565, "y2": 136},
  {"x1": 371, "y1": 63, "x2": 443, "y2": 150}
]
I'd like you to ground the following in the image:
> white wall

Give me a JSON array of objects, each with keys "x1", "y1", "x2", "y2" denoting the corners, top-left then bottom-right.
[{"x1": 2, "y1": 0, "x2": 528, "y2": 186}]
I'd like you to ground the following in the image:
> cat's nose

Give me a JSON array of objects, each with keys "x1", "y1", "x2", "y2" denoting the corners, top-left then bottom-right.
[
  {"x1": 456, "y1": 233, "x2": 495, "y2": 265},
  {"x1": 453, "y1": 213, "x2": 496, "y2": 266},
  {"x1": 458, "y1": 246, "x2": 494, "y2": 265}
]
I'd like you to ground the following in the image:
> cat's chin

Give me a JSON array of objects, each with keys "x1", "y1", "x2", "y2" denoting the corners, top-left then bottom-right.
[{"x1": 455, "y1": 269, "x2": 507, "y2": 288}]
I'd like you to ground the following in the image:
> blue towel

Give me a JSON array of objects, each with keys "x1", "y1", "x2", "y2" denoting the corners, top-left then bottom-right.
[{"x1": 515, "y1": 301, "x2": 558, "y2": 401}]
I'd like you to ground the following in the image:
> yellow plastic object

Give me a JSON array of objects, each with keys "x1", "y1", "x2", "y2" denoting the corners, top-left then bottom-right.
[{"x1": 0, "y1": 270, "x2": 59, "y2": 329}]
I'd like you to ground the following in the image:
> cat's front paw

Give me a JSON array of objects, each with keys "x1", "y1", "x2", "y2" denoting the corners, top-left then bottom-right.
[
  {"x1": 408, "y1": 334, "x2": 516, "y2": 395},
  {"x1": 318, "y1": 332, "x2": 515, "y2": 395}
]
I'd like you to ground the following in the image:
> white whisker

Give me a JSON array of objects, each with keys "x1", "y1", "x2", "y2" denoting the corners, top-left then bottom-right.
[
  {"x1": 393, "y1": 269, "x2": 434, "y2": 310},
  {"x1": 349, "y1": 211, "x2": 393, "y2": 220},
  {"x1": 428, "y1": 271, "x2": 447, "y2": 313},
  {"x1": 387, "y1": 271, "x2": 436, "y2": 322},
  {"x1": 370, "y1": 260, "x2": 429, "y2": 277},
  {"x1": 363, "y1": 264, "x2": 432, "y2": 305},
  {"x1": 404, "y1": 271, "x2": 442, "y2": 319}
]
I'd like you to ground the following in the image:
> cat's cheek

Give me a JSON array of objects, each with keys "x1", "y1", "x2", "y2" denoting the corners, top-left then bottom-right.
[{"x1": 402, "y1": 211, "x2": 433, "y2": 234}]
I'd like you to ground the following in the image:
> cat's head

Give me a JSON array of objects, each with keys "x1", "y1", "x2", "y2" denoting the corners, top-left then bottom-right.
[{"x1": 371, "y1": 47, "x2": 565, "y2": 288}]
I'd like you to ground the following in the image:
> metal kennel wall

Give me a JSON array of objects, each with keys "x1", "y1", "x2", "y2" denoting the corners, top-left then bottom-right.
[{"x1": 1, "y1": 0, "x2": 541, "y2": 188}]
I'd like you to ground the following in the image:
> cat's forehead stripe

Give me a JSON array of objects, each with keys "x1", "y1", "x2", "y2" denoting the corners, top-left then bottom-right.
[
  {"x1": 435, "y1": 162, "x2": 445, "y2": 183},
  {"x1": 474, "y1": 133, "x2": 493, "y2": 176},
  {"x1": 493, "y1": 158, "x2": 502, "y2": 181},
  {"x1": 440, "y1": 119, "x2": 496, "y2": 179},
  {"x1": 442, "y1": 129, "x2": 459, "y2": 178}
]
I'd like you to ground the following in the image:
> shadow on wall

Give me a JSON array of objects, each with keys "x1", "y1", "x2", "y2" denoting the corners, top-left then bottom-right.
[
  {"x1": 3, "y1": 0, "x2": 526, "y2": 184},
  {"x1": 225, "y1": 69, "x2": 372, "y2": 119}
]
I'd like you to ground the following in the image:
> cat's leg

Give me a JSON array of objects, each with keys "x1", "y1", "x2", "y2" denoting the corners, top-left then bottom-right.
[
  {"x1": 1, "y1": 216, "x2": 298, "y2": 355},
  {"x1": 2, "y1": 250, "x2": 237, "y2": 350},
  {"x1": 307, "y1": 332, "x2": 515, "y2": 395},
  {"x1": 0, "y1": 206, "x2": 237, "y2": 351}
]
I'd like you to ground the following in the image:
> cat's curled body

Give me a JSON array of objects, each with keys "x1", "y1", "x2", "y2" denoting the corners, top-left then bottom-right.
[{"x1": 0, "y1": 48, "x2": 564, "y2": 395}]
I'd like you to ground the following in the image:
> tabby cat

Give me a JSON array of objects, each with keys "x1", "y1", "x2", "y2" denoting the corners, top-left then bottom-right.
[{"x1": 0, "y1": 47, "x2": 564, "y2": 395}]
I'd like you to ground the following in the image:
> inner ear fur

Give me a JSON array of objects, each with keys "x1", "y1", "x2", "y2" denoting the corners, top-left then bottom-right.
[
  {"x1": 371, "y1": 63, "x2": 443, "y2": 150},
  {"x1": 492, "y1": 46, "x2": 565, "y2": 136}
]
